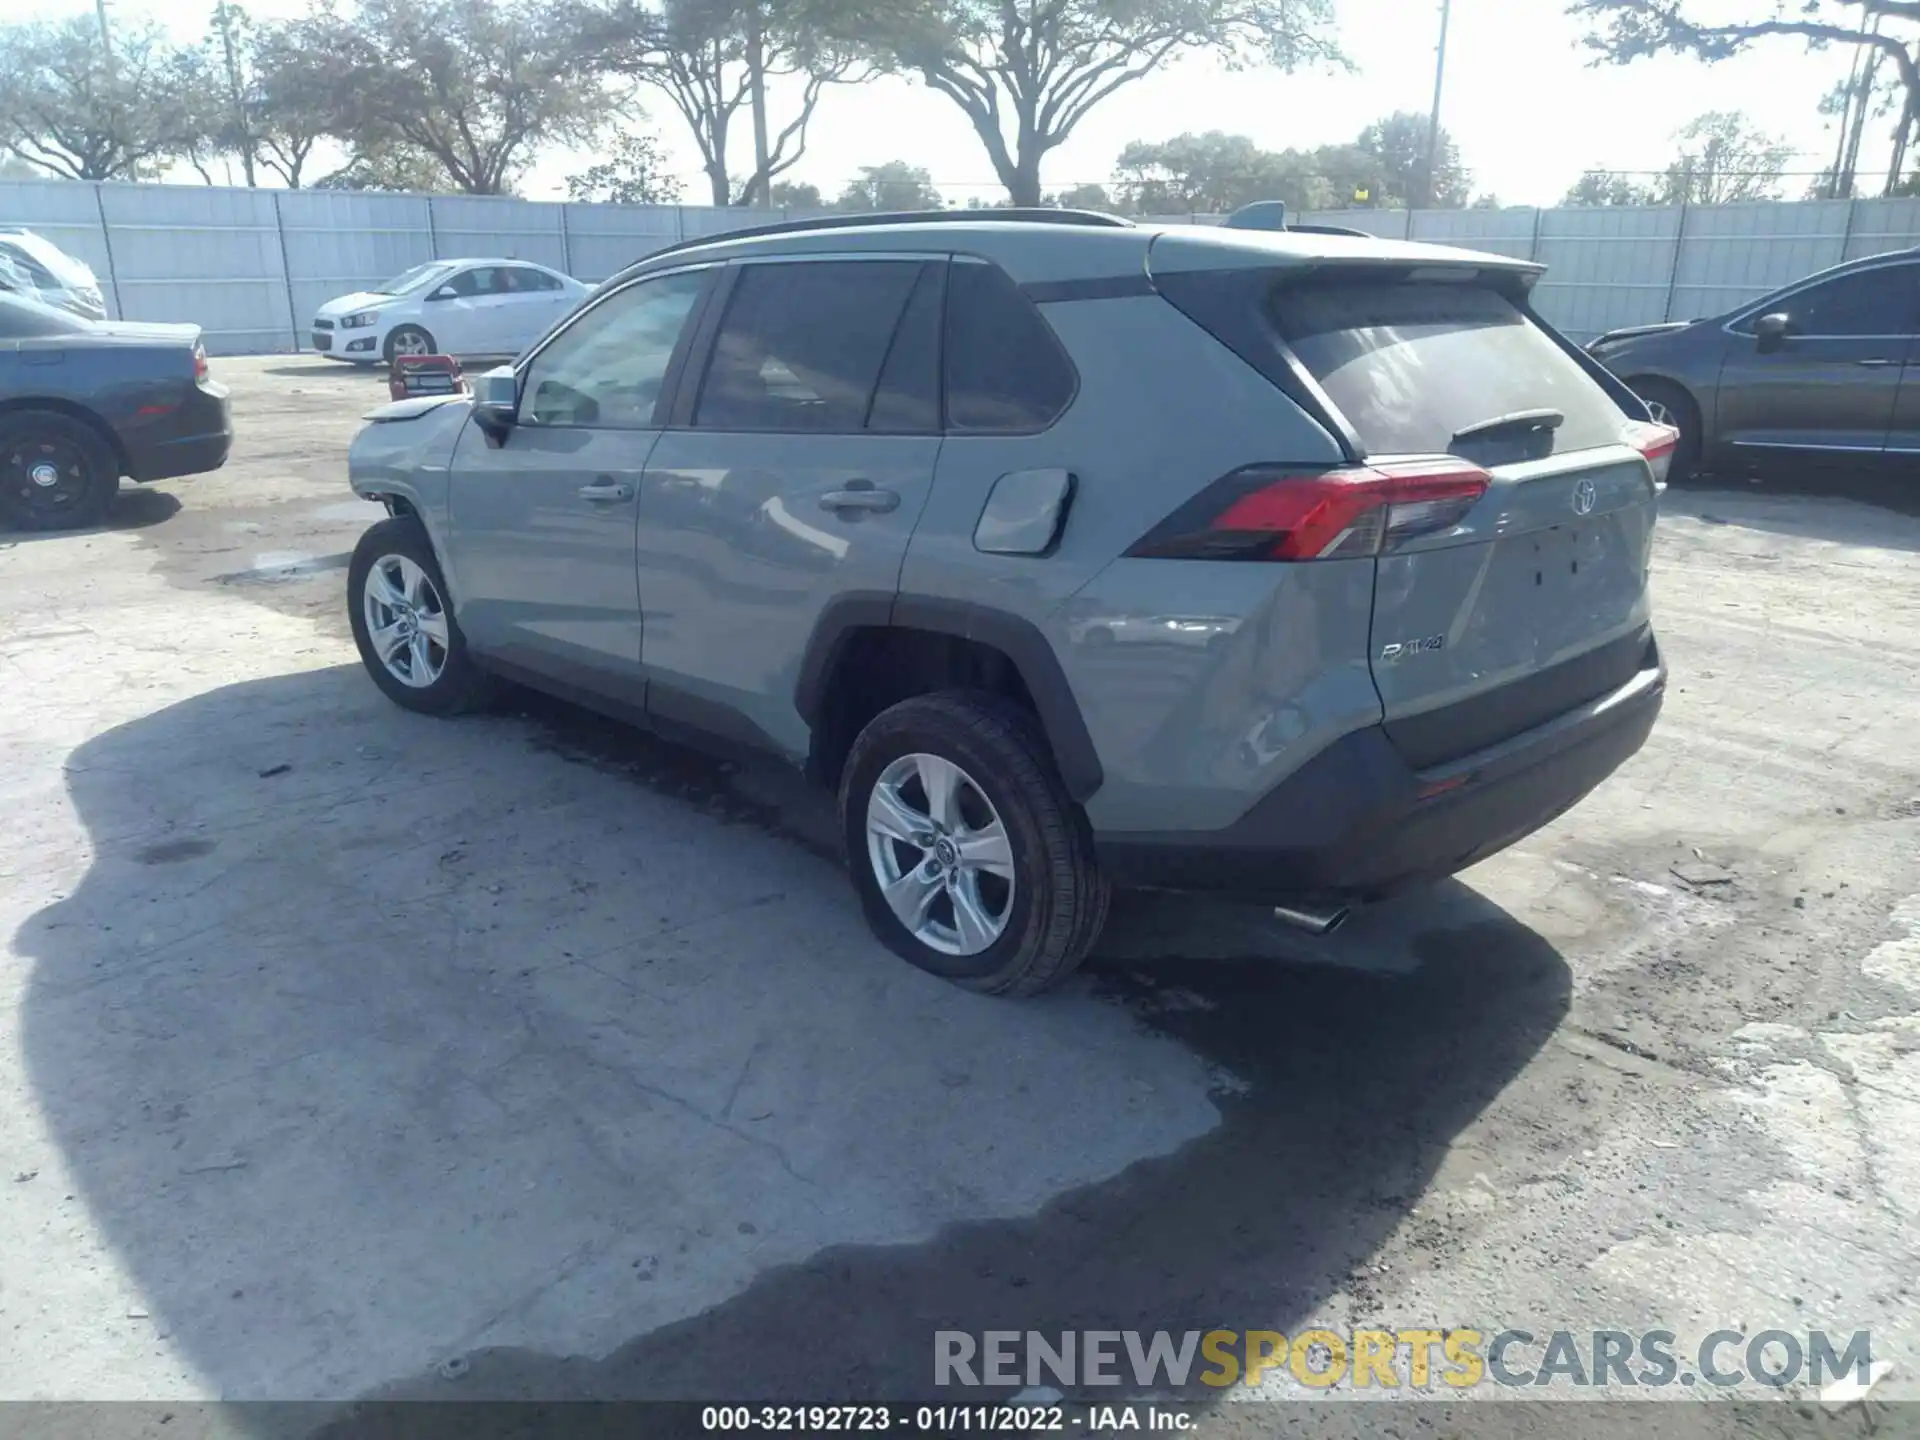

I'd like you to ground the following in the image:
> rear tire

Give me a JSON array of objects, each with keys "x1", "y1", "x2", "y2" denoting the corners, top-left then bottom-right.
[
  {"x1": 347, "y1": 517, "x2": 493, "y2": 716},
  {"x1": 839, "y1": 691, "x2": 1109, "y2": 996},
  {"x1": 1629, "y1": 378, "x2": 1702, "y2": 485},
  {"x1": 0, "y1": 409, "x2": 121, "y2": 532}
]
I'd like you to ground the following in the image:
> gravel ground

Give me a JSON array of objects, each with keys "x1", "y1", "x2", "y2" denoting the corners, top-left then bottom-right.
[{"x1": 1, "y1": 358, "x2": 1916, "y2": 1433}]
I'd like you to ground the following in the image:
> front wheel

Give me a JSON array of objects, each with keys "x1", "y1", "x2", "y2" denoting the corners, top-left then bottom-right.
[
  {"x1": 347, "y1": 517, "x2": 493, "y2": 715},
  {"x1": 0, "y1": 410, "x2": 121, "y2": 531},
  {"x1": 384, "y1": 325, "x2": 437, "y2": 363},
  {"x1": 839, "y1": 692, "x2": 1109, "y2": 996}
]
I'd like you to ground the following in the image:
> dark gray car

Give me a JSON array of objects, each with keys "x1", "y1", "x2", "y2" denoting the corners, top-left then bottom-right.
[
  {"x1": 1586, "y1": 247, "x2": 1920, "y2": 483},
  {"x1": 342, "y1": 211, "x2": 1672, "y2": 995}
]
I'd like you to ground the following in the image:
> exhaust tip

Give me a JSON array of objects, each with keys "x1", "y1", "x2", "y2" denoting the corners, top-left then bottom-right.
[{"x1": 1271, "y1": 902, "x2": 1351, "y2": 936}]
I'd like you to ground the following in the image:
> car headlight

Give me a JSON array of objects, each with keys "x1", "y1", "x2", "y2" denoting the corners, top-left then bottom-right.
[{"x1": 343, "y1": 311, "x2": 381, "y2": 329}]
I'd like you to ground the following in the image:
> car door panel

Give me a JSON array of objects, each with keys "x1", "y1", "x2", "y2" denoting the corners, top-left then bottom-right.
[
  {"x1": 636, "y1": 258, "x2": 943, "y2": 760},
  {"x1": 1715, "y1": 262, "x2": 1917, "y2": 457},
  {"x1": 1891, "y1": 332, "x2": 1920, "y2": 458},
  {"x1": 442, "y1": 267, "x2": 712, "y2": 693}
]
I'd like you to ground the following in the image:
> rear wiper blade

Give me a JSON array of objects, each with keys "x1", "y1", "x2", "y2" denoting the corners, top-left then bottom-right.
[{"x1": 1451, "y1": 408, "x2": 1566, "y2": 443}]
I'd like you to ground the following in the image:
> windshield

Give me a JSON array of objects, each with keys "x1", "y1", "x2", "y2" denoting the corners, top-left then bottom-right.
[{"x1": 375, "y1": 262, "x2": 456, "y2": 296}]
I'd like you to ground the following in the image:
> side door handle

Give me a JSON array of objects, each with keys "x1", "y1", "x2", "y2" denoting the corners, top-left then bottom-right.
[
  {"x1": 577, "y1": 477, "x2": 634, "y2": 503},
  {"x1": 820, "y1": 483, "x2": 900, "y2": 514}
]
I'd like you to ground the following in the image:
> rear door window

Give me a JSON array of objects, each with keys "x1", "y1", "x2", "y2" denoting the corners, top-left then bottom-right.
[
  {"x1": 694, "y1": 260, "x2": 923, "y2": 432},
  {"x1": 1273, "y1": 277, "x2": 1626, "y2": 460},
  {"x1": 944, "y1": 260, "x2": 1076, "y2": 431}
]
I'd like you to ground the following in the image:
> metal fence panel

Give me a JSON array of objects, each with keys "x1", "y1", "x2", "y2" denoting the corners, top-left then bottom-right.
[
  {"x1": 95, "y1": 182, "x2": 287, "y2": 353},
  {"x1": 426, "y1": 194, "x2": 567, "y2": 271},
  {"x1": 1844, "y1": 198, "x2": 1920, "y2": 261},
  {"x1": 1409, "y1": 206, "x2": 1538, "y2": 260},
  {"x1": 6, "y1": 181, "x2": 1920, "y2": 357},
  {"x1": 277, "y1": 189, "x2": 433, "y2": 341},
  {"x1": 1668, "y1": 200, "x2": 1854, "y2": 322},
  {"x1": 1533, "y1": 205, "x2": 1682, "y2": 341},
  {"x1": 561, "y1": 202, "x2": 684, "y2": 281}
]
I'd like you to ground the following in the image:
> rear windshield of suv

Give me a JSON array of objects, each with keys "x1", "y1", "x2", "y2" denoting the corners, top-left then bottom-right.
[{"x1": 1272, "y1": 277, "x2": 1626, "y2": 460}]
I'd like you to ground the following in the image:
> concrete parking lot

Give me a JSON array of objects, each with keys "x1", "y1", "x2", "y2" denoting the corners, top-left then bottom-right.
[{"x1": 2, "y1": 358, "x2": 1917, "y2": 1425}]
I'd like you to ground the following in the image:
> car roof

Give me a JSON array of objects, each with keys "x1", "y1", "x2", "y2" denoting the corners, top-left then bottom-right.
[{"x1": 613, "y1": 210, "x2": 1544, "y2": 288}]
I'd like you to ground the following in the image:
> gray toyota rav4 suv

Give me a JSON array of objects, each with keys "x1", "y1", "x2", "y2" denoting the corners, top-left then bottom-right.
[{"x1": 343, "y1": 210, "x2": 1673, "y2": 995}]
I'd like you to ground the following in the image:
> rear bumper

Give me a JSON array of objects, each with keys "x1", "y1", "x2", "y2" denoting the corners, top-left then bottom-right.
[
  {"x1": 1096, "y1": 652, "x2": 1665, "y2": 904},
  {"x1": 127, "y1": 383, "x2": 233, "y2": 482}
]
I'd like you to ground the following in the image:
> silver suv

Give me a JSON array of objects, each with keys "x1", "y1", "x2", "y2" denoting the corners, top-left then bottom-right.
[{"x1": 344, "y1": 210, "x2": 1673, "y2": 995}]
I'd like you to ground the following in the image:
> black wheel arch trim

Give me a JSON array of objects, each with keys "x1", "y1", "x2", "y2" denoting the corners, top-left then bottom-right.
[{"x1": 797, "y1": 592, "x2": 1105, "y2": 803}]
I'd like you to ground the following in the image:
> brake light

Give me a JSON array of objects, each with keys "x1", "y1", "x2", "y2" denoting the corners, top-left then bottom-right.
[
  {"x1": 1128, "y1": 457, "x2": 1491, "y2": 562},
  {"x1": 1623, "y1": 420, "x2": 1678, "y2": 484},
  {"x1": 193, "y1": 344, "x2": 209, "y2": 383}
]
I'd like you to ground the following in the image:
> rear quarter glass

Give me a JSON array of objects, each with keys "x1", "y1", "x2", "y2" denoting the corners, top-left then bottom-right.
[{"x1": 1272, "y1": 278, "x2": 1625, "y2": 461}]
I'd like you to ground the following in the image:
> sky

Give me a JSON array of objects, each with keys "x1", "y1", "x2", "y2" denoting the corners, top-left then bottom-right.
[{"x1": 23, "y1": 0, "x2": 1901, "y2": 207}]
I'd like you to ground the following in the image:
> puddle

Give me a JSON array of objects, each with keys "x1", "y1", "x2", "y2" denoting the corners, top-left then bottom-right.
[{"x1": 215, "y1": 551, "x2": 352, "y2": 585}]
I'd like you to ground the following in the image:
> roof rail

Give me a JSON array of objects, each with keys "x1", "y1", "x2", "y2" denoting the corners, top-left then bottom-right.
[{"x1": 628, "y1": 207, "x2": 1133, "y2": 268}]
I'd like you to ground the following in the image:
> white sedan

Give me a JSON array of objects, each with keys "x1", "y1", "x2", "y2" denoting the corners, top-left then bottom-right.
[{"x1": 311, "y1": 258, "x2": 591, "y2": 365}]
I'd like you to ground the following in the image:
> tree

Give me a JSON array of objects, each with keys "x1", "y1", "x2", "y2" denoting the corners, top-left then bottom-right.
[
  {"x1": 1654, "y1": 109, "x2": 1793, "y2": 203},
  {"x1": 566, "y1": 127, "x2": 685, "y2": 202},
  {"x1": 1045, "y1": 181, "x2": 1114, "y2": 209},
  {"x1": 314, "y1": 142, "x2": 452, "y2": 193},
  {"x1": 319, "y1": 0, "x2": 606, "y2": 196},
  {"x1": 1355, "y1": 110, "x2": 1470, "y2": 208},
  {"x1": 1110, "y1": 131, "x2": 1339, "y2": 214},
  {"x1": 872, "y1": 0, "x2": 1343, "y2": 207},
  {"x1": 0, "y1": 15, "x2": 200, "y2": 181},
  {"x1": 833, "y1": 160, "x2": 941, "y2": 210},
  {"x1": 770, "y1": 179, "x2": 825, "y2": 207},
  {"x1": 582, "y1": 0, "x2": 872, "y2": 207},
  {"x1": 1562, "y1": 169, "x2": 1657, "y2": 205},
  {"x1": 1570, "y1": 0, "x2": 1920, "y2": 196}
]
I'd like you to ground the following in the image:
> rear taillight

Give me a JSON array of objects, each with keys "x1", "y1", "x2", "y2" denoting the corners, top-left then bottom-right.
[
  {"x1": 1128, "y1": 457, "x2": 1491, "y2": 562},
  {"x1": 193, "y1": 344, "x2": 209, "y2": 383},
  {"x1": 1623, "y1": 419, "x2": 1678, "y2": 484}
]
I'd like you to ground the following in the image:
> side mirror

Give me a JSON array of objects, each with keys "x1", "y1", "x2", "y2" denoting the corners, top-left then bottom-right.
[
  {"x1": 1753, "y1": 312, "x2": 1793, "y2": 352},
  {"x1": 428, "y1": 284, "x2": 458, "y2": 302},
  {"x1": 473, "y1": 366, "x2": 518, "y2": 442}
]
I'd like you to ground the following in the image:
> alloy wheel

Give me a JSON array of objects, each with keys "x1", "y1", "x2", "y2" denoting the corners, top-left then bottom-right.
[
  {"x1": 362, "y1": 553, "x2": 450, "y2": 688},
  {"x1": 864, "y1": 752, "x2": 1016, "y2": 956}
]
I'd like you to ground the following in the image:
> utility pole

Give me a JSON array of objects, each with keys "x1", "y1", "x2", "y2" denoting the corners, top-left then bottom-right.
[
  {"x1": 1422, "y1": 0, "x2": 1453, "y2": 211},
  {"x1": 95, "y1": 0, "x2": 114, "y2": 66}
]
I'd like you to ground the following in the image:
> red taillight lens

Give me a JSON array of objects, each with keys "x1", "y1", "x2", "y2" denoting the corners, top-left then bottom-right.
[
  {"x1": 1129, "y1": 458, "x2": 1491, "y2": 562},
  {"x1": 1623, "y1": 420, "x2": 1678, "y2": 484}
]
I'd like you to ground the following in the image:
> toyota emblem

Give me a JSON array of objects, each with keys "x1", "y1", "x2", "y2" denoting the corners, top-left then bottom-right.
[{"x1": 1572, "y1": 478, "x2": 1597, "y2": 516}]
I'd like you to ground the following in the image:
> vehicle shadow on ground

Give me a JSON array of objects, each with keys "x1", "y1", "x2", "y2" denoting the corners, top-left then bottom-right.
[
  {"x1": 17, "y1": 665, "x2": 1570, "y2": 1424},
  {"x1": 1, "y1": 484, "x2": 181, "y2": 542},
  {"x1": 1672, "y1": 469, "x2": 1920, "y2": 540}
]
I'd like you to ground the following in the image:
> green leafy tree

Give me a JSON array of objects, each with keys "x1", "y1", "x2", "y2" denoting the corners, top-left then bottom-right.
[
  {"x1": 832, "y1": 159, "x2": 941, "y2": 210},
  {"x1": 1654, "y1": 109, "x2": 1793, "y2": 203},
  {"x1": 1355, "y1": 110, "x2": 1470, "y2": 208},
  {"x1": 317, "y1": 0, "x2": 606, "y2": 195},
  {"x1": 314, "y1": 141, "x2": 452, "y2": 192},
  {"x1": 567, "y1": 127, "x2": 685, "y2": 202},
  {"x1": 0, "y1": 15, "x2": 200, "y2": 181},
  {"x1": 1045, "y1": 181, "x2": 1114, "y2": 210},
  {"x1": 582, "y1": 0, "x2": 873, "y2": 207},
  {"x1": 1561, "y1": 169, "x2": 1658, "y2": 205},
  {"x1": 770, "y1": 179, "x2": 825, "y2": 207},
  {"x1": 872, "y1": 0, "x2": 1343, "y2": 207},
  {"x1": 1111, "y1": 131, "x2": 1336, "y2": 214}
]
